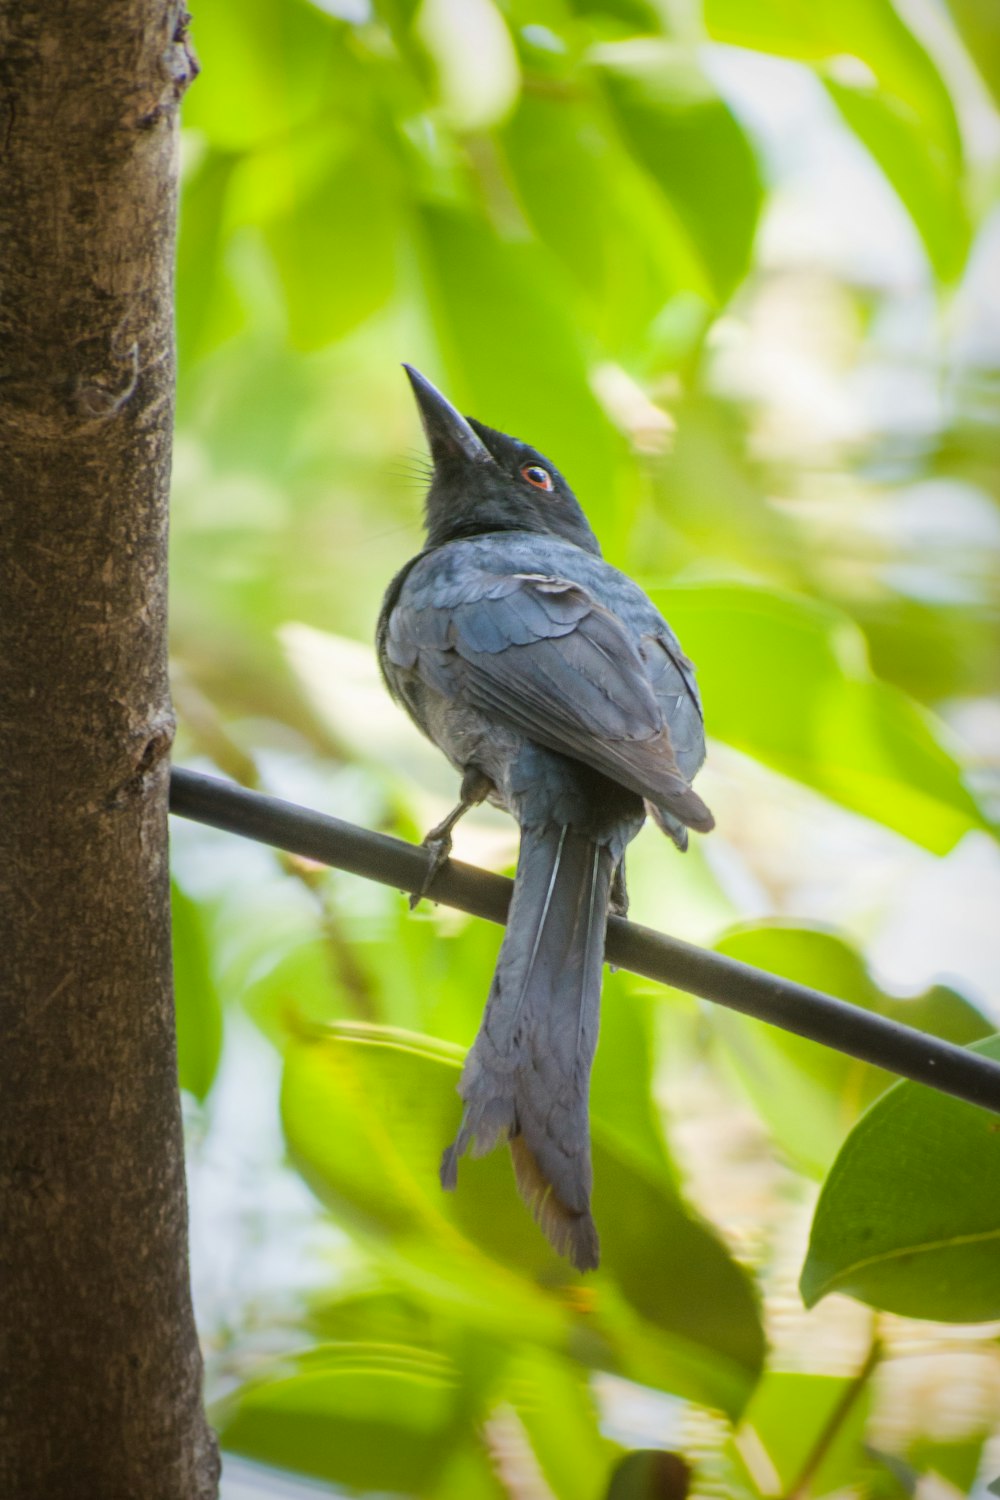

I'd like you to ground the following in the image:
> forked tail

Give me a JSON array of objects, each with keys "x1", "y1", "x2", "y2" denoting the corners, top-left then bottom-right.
[{"x1": 440, "y1": 821, "x2": 615, "y2": 1271}]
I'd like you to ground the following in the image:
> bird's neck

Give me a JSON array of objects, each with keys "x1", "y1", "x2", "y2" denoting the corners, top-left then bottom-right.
[{"x1": 426, "y1": 517, "x2": 602, "y2": 555}]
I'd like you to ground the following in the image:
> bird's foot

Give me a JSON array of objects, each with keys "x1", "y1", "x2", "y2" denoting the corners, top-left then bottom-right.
[
  {"x1": 408, "y1": 768, "x2": 493, "y2": 910},
  {"x1": 608, "y1": 862, "x2": 628, "y2": 972},
  {"x1": 609, "y1": 862, "x2": 629, "y2": 918},
  {"x1": 409, "y1": 829, "x2": 454, "y2": 910}
]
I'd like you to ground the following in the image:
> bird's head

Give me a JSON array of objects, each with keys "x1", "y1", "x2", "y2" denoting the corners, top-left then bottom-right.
[{"x1": 403, "y1": 365, "x2": 601, "y2": 556}]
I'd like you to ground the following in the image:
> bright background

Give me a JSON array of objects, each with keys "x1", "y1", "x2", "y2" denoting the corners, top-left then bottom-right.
[{"x1": 167, "y1": 0, "x2": 1000, "y2": 1494}]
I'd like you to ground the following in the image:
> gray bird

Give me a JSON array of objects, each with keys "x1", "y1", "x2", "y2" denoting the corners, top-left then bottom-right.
[{"x1": 378, "y1": 367, "x2": 713, "y2": 1270}]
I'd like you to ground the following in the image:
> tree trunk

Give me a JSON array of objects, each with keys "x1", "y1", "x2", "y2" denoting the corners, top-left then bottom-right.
[{"x1": 0, "y1": 3, "x2": 219, "y2": 1496}]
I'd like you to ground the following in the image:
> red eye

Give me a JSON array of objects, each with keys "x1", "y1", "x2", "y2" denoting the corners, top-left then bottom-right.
[{"x1": 521, "y1": 464, "x2": 553, "y2": 491}]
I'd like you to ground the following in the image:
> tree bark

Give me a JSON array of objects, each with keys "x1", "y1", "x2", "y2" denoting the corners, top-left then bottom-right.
[{"x1": 0, "y1": 4, "x2": 219, "y2": 1496}]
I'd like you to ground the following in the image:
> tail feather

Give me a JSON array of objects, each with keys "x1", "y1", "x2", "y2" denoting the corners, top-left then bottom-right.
[
  {"x1": 510, "y1": 1136, "x2": 600, "y2": 1270},
  {"x1": 440, "y1": 822, "x2": 613, "y2": 1272}
]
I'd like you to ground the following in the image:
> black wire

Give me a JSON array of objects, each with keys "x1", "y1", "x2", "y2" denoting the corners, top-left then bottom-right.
[{"x1": 169, "y1": 768, "x2": 1000, "y2": 1117}]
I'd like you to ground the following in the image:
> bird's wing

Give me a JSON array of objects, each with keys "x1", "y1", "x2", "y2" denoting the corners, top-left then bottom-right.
[
  {"x1": 638, "y1": 629, "x2": 706, "y2": 784},
  {"x1": 386, "y1": 567, "x2": 713, "y2": 831}
]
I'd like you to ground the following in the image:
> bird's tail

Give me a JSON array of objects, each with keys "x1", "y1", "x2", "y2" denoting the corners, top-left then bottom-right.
[{"x1": 440, "y1": 822, "x2": 614, "y2": 1271}]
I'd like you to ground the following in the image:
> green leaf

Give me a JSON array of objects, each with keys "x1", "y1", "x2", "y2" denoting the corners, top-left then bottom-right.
[
  {"x1": 703, "y1": 0, "x2": 960, "y2": 151},
  {"x1": 303, "y1": 1292, "x2": 617, "y2": 1498},
  {"x1": 346, "y1": 893, "x2": 510, "y2": 1044},
  {"x1": 826, "y1": 80, "x2": 970, "y2": 283},
  {"x1": 595, "y1": 43, "x2": 763, "y2": 302},
  {"x1": 906, "y1": 1432, "x2": 991, "y2": 1494},
  {"x1": 562, "y1": 0, "x2": 663, "y2": 28},
  {"x1": 594, "y1": 982, "x2": 764, "y2": 1384},
  {"x1": 182, "y1": 0, "x2": 353, "y2": 151},
  {"x1": 241, "y1": 936, "x2": 343, "y2": 1042},
  {"x1": 417, "y1": 203, "x2": 628, "y2": 541},
  {"x1": 431, "y1": 1441, "x2": 510, "y2": 1500},
  {"x1": 656, "y1": 584, "x2": 986, "y2": 852},
  {"x1": 801, "y1": 1035, "x2": 1000, "y2": 1321},
  {"x1": 592, "y1": 1142, "x2": 765, "y2": 1397},
  {"x1": 508, "y1": 1348, "x2": 619, "y2": 1500},
  {"x1": 732, "y1": 1368, "x2": 874, "y2": 1497},
  {"x1": 704, "y1": 0, "x2": 969, "y2": 281},
  {"x1": 501, "y1": 86, "x2": 714, "y2": 353},
  {"x1": 260, "y1": 136, "x2": 402, "y2": 350},
  {"x1": 214, "y1": 1340, "x2": 492, "y2": 1492},
  {"x1": 589, "y1": 972, "x2": 680, "y2": 1181},
  {"x1": 947, "y1": 0, "x2": 1000, "y2": 109},
  {"x1": 283, "y1": 1022, "x2": 467, "y2": 1235},
  {"x1": 176, "y1": 148, "x2": 246, "y2": 367},
  {"x1": 171, "y1": 881, "x2": 224, "y2": 1101},
  {"x1": 281, "y1": 1018, "x2": 765, "y2": 1416},
  {"x1": 711, "y1": 922, "x2": 991, "y2": 1177}
]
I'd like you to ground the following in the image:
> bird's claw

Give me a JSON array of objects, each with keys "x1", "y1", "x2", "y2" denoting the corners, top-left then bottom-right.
[
  {"x1": 609, "y1": 862, "x2": 629, "y2": 918},
  {"x1": 409, "y1": 832, "x2": 453, "y2": 909}
]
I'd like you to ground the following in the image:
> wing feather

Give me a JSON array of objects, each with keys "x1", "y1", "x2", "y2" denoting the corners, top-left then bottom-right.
[{"x1": 388, "y1": 569, "x2": 713, "y2": 831}]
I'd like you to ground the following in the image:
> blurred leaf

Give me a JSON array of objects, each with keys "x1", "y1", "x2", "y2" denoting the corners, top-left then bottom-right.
[
  {"x1": 592, "y1": 993, "x2": 764, "y2": 1383},
  {"x1": 639, "y1": 391, "x2": 797, "y2": 577},
  {"x1": 214, "y1": 1340, "x2": 495, "y2": 1492},
  {"x1": 590, "y1": 972, "x2": 679, "y2": 1181},
  {"x1": 657, "y1": 584, "x2": 987, "y2": 852},
  {"x1": 417, "y1": 0, "x2": 520, "y2": 129},
  {"x1": 704, "y1": 0, "x2": 968, "y2": 281},
  {"x1": 242, "y1": 936, "x2": 344, "y2": 1040},
  {"x1": 703, "y1": 0, "x2": 960, "y2": 148},
  {"x1": 596, "y1": 43, "x2": 763, "y2": 302},
  {"x1": 592, "y1": 1144, "x2": 764, "y2": 1392},
  {"x1": 362, "y1": 903, "x2": 510, "y2": 1041},
  {"x1": 417, "y1": 202, "x2": 628, "y2": 541},
  {"x1": 563, "y1": 0, "x2": 664, "y2": 29},
  {"x1": 282, "y1": 1022, "x2": 467, "y2": 1238},
  {"x1": 859, "y1": 593, "x2": 1000, "y2": 706},
  {"x1": 711, "y1": 922, "x2": 991, "y2": 1177},
  {"x1": 946, "y1": 0, "x2": 1000, "y2": 109},
  {"x1": 501, "y1": 86, "x2": 713, "y2": 353},
  {"x1": 298, "y1": 1291, "x2": 618, "y2": 1497},
  {"x1": 183, "y1": 0, "x2": 353, "y2": 151},
  {"x1": 177, "y1": 148, "x2": 246, "y2": 367},
  {"x1": 508, "y1": 1348, "x2": 620, "y2": 1500},
  {"x1": 220, "y1": 117, "x2": 403, "y2": 352},
  {"x1": 308, "y1": 1281, "x2": 440, "y2": 1347},
  {"x1": 432, "y1": 1441, "x2": 509, "y2": 1500},
  {"x1": 826, "y1": 80, "x2": 970, "y2": 283},
  {"x1": 606, "y1": 1449, "x2": 691, "y2": 1500},
  {"x1": 801, "y1": 1035, "x2": 1000, "y2": 1321},
  {"x1": 281, "y1": 1020, "x2": 765, "y2": 1415},
  {"x1": 733, "y1": 1368, "x2": 874, "y2": 1497},
  {"x1": 907, "y1": 1432, "x2": 991, "y2": 1493},
  {"x1": 261, "y1": 136, "x2": 402, "y2": 349},
  {"x1": 171, "y1": 881, "x2": 223, "y2": 1101}
]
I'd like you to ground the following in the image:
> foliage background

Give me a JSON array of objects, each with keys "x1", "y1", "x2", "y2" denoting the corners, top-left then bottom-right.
[{"x1": 168, "y1": 0, "x2": 1000, "y2": 1494}]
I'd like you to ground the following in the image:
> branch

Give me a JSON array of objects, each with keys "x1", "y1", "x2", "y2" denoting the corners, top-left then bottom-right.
[
  {"x1": 785, "y1": 1335, "x2": 881, "y2": 1500},
  {"x1": 170, "y1": 770, "x2": 1000, "y2": 1118}
]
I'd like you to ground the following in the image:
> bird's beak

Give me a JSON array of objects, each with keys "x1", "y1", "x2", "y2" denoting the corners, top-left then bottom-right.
[{"x1": 403, "y1": 365, "x2": 493, "y2": 467}]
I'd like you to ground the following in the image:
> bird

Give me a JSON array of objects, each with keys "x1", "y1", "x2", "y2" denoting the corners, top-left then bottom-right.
[{"x1": 377, "y1": 366, "x2": 713, "y2": 1271}]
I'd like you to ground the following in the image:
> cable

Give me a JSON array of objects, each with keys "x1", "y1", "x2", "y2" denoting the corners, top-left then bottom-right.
[{"x1": 169, "y1": 768, "x2": 1000, "y2": 1117}]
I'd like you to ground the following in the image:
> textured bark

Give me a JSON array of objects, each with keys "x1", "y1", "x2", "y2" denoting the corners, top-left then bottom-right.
[{"x1": 0, "y1": 4, "x2": 219, "y2": 1496}]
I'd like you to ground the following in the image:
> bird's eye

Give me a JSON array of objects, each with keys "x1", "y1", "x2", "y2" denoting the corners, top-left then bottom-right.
[{"x1": 521, "y1": 464, "x2": 553, "y2": 492}]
